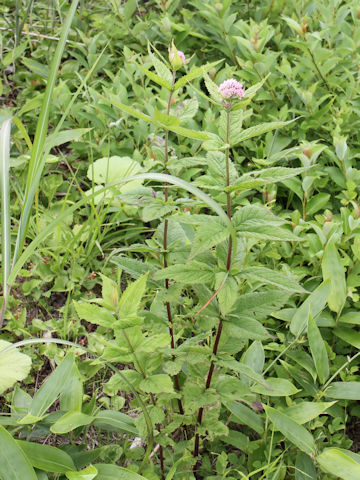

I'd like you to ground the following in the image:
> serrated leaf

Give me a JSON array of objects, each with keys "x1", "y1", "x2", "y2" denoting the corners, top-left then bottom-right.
[
  {"x1": 166, "y1": 124, "x2": 211, "y2": 140},
  {"x1": 118, "y1": 274, "x2": 148, "y2": 324},
  {"x1": 140, "y1": 374, "x2": 175, "y2": 394},
  {"x1": 137, "y1": 64, "x2": 171, "y2": 90},
  {"x1": 190, "y1": 220, "x2": 230, "y2": 258},
  {"x1": 231, "y1": 119, "x2": 296, "y2": 146},
  {"x1": 109, "y1": 97, "x2": 152, "y2": 122},
  {"x1": 264, "y1": 406, "x2": 316, "y2": 456},
  {"x1": 74, "y1": 303, "x2": 115, "y2": 328},
  {"x1": 153, "y1": 261, "x2": 215, "y2": 284},
  {"x1": 241, "y1": 266, "x2": 305, "y2": 293},
  {"x1": 174, "y1": 60, "x2": 222, "y2": 91}
]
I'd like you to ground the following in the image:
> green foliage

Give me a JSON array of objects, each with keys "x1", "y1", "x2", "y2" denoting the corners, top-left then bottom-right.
[{"x1": 1, "y1": 0, "x2": 360, "y2": 478}]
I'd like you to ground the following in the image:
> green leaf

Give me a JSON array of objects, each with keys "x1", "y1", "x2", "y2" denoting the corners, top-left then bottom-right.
[
  {"x1": 264, "y1": 406, "x2": 316, "y2": 456},
  {"x1": 173, "y1": 60, "x2": 223, "y2": 90},
  {"x1": 87, "y1": 156, "x2": 142, "y2": 193},
  {"x1": 283, "y1": 401, "x2": 335, "y2": 424},
  {"x1": 22, "y1": 354, "x2": 76, "y2": 421},
  {"x1": 0, "y1": 426, "x2": 37, "y2": 480},
  {"x1": 230, "y1": 119, "x2": 296, "y2": 146},
  {"x1": 251, "y1": 377, "x2": 300, "y2": 396},
  {"x1": 139, "y1": 374, "x2": 175, "y2": 394},
  {"x1": 306, "y1": 193, "x2": 330, "y2": 215},
  {"x1": 290, "y1": 281, "x2": 330, "y2": 336},
  {"x1": 44, "y1": 128, "x2": 91, "y2": 152},
  {"x1": 322, "y1": 242, "x2": 346, "y2": 313},
  {"x1": 65, "y1": 466, "x2": 98, "y2": 480},
  {"x1": 325, "y1": 382, "x2": 360, "y2": 400},
  {"x1": 94, "y1": 464, "x2": 147, "y2": 480},
  {"x1": 217, "y1": 360, "x2": 270, "y2": 390},
  {"x1": 117, "y1": 274, "x2": 148, "y2": 327},
  {"x1": 166, "y1": 124, "x2": 211, "y2": 141},
  {"x1": 295, "y1": 452, "x2": 317, "y2": 480},
  {"x1": 241, "y1": 266, "x2": 306, "y2": 293},
  {"x1": 74, "y1": 303, "x2": 115, "y2": 328},
  {"x1": 225, "y1": 401, "x2": 264, "y2": 435},
  {"x1": 307, "y1": 314, "x2": 329, "y2": 384},
  {"x1": 16, "y1": 441, "x2": 76, "y2": 473},
  {"x1": 109, "y1": 97, "x2": 152, "y2": 122},
  {"x1": 334, "y1": 327, "x2": 360, "y2": 349},
  {"x1": 153, "y1": 108, "x2": 180, "y2": 127},
  {"x1": 190, "y1": 219, "x2": 230, "y2": 258},
  {"x1": 0, "y1": 340, "x2": 32, "y2": 394},
  {"x1": 317, "y1": 448, "x2": 360, "y2": 480},
  {"x1": 215, "y1": 272, "x2": 237, "y2": 316},
  {"x1": 153, "y1": 261, "x2": 215, "y2": 284},
  {"x1": 228, "y1": 167, "x2": 307, "y2": 193},
  {"x1": 137, "y1": 64, "x2": 171, "y2": 90},
  {"x1": 93, "y1": 410, "x2": 138, "y2": 435},
  {"x1": 148, "y1": 47, "x2": 172, "y2": 84},
  {"x1": 124, "y1": 0, "x2": 137, "y2": 21},
  {"x1": 50, "y1": 411, "x2": 94, "y2": 434},
  {"x1": 3, "y1": 42, "x2": 27, "y2": 67}
]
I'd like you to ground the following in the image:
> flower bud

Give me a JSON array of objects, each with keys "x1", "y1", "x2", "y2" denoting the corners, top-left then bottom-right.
[{"x1": 168, "y1": 41, "x2": 186, "y2": 70}]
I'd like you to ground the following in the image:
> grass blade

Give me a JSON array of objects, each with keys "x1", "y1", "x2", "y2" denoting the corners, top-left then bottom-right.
[{"x1": 13, "y1": 0, "x2": 80, "y2": 265}]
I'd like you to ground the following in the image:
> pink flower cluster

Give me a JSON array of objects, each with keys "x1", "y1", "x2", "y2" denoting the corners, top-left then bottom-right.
[
  {"x1": 218, "y1": 78, "x2": 245, "y2": 100},
  {"x1": 170, "y1": 50, "x2": 186, "y2": 65}
]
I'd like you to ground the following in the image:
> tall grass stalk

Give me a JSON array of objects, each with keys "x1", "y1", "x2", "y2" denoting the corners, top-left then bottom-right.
[{"x1": 0, "y1": 117, "x2": 12, "y2": 327}]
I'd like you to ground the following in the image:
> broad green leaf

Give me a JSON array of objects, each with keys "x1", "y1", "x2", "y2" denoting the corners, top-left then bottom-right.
[
  {"x1": 228, "y1": 316, "x2": 270, "y2": 341},
  {"x1": 118, "y1": 274, "x2": 148, "y2": 325},
  {"x1": 282, "y1": 401, "x2": 335, "y2": 424},
  {"x1": 153, "y1": 261, "x2": 215, "y2": 284},
  {"x1": 190, "y1": 220, "x2": 230, "y2": 258},
  {"x1": 232, "y1": 290, "x2": 290, "y2": 319},
  {"x1": 215, "y1": 272, "x2": 237, "y2": 316},
  {"x1": 94, "y1": 464, "x2": 147, "y2": 480},
  {"x1": 225, "y1": 401, "x2": 264, "y2": 435},
  {"x1": 65, "y1": 465, "x2": 98, "y2": 480},
  {"x1": 124, "y1": 0, "x2": 137, "y2": 21},
  {"x1": 251, "y1": 377, "x2": 299, "y2": 396},
  {"x1": 325, "y1": 382, "x2": 360, "y2": 400},
  {"x1": 322, "y1": 242, "x2": 346, "y2": 313},
  {"x1": 339, "y1": 311, "x2": 360, "y2": 325},
  {"x1": 306, "y1": 193, "x2": 330, "y2": 215},
  {"x1": 290, "y1": 281, "x2": 330, "y2": 336},
  {"x1": 241, "y1": 341, "x2": 265, "y2": 386},
  {"x1": 109, "y1": 98, "x2": 152, "y2": 122},
  {"x1": 100, "y1": 274, "x2": 119, "y2": 310},
  {"x1": 148, "y1": 48, "x2": 173, "y2": 84},
  {"x1": 217, "y1": 360, "x2": 270, "y2": 390},
  {"x1": 230, "y1": 119, "x2": 295, "y2": 146},
  {"x1": 87, "y1": 156, "x2": 142, "y2": 193},
  {"x1": 334, "y1": 327, "x2": 360, "y2": 348},
  {"x1": 137, "y1": 64, "x2": 171, "y2": 90},
  {"x1": 140, "y1": 374, "x2": 175, "y2": 394},
  {"x1": 166, "y1": 124, "x2": 211, "y2": 141},
  {"x1": 173, "y1": 60, "x2": 222, "y2": 90},
  {"x1": 308, "y1": 314, "x2": 329, "y2": 384},
  {"x1": 264, "y1": 406, "x2": 316, "y2": 456},
  {"x1": 317, "y1": 448, "x2": 360, "y2": 480},
  {"x1": 295, "y1": 452, "x2": 317, "y2": 480},
  {"x1": 93, "y1": 410, "x2": 138, "y2": 435},
  {"x1": 22, "y1": 354, "x2": 75, "y2": 421},
  {"x1": 0, "y1": 340, "x2": 32, "y2": 394},
  {"x1": 74, "y1": 303, "x2": 115, "y2": 328},
  {"x1": 3, "y1": 42, "x2": 27, "y2": 67},
  {"x1": 17, "y1": 441, "x2": 76, "y2": 473},
  {"x1": 60, "y1": 363, "x2": 83, "y2": 412},
  {"x1": 228, "y1": 167, "x2": 307, "y2": 193},
  {"x1": 153, "y1": 109, "x2": 180, "y2": 127},
  {"x1": 241, "y1": 266, "x2": 306, "y2": 293},
  {"x1": 50, "y1": 411, "x2": 94, "y2": 434},
  {"x1": 0, "y1": 426, "x2": 37, "y2": 480}
]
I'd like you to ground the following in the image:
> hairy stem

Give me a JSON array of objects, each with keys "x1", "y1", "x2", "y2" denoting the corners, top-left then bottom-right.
[
  {"x1": 163, "y1": 71, "x2": 185, "y2": 416},
  {"x1": 193, "y1": 107, "x2": 233, "y2": 467}
]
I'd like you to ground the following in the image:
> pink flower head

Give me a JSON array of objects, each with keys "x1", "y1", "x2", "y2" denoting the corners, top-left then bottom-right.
[
  {"x1": 170, "y1": 50, "x2": 186, "y2": 65},
  {"x1": 218, "y1": 78, "x2": 245, "y2": 101}
]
